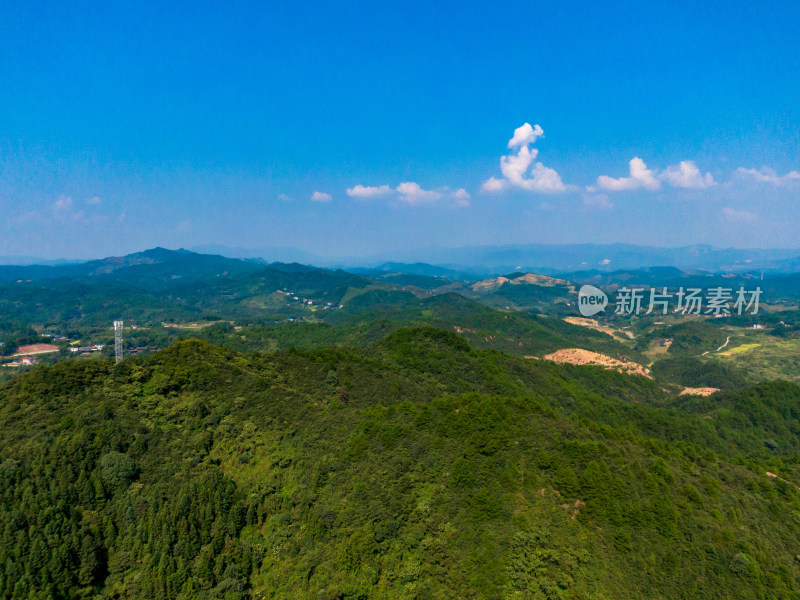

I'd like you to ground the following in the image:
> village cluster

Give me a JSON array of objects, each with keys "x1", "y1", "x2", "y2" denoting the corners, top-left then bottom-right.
[{"x1": 276, "y1": 289, "x2": 340, "y2": 311}]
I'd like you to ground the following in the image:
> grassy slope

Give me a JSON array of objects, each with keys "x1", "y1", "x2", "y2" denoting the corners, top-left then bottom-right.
[{"x1": 713, "y1": 337, "x2": 800, "y2": 383}]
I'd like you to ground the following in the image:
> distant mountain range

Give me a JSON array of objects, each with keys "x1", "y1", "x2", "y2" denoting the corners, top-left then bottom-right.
[
  {"x1": 0, "y1": 246, "x2": 798, "y2": 351},
  {"x1": 190, "y1": 244, "x2": 326, "y2": 266},
  {"x1": 186, "y1": 243, "x2": 800, "y2": 275},
  {"x1": 3, "y1": 243, "x2": 800, "y2": 275},
  {"x1": 0, "y1": 247, "x2": 261, "y2": 283},
  {"x1": 378, "y1": 243, "x2": 800, "y2": 275},
  {"x1": 0, "y1": 255, "x2": 82, "y2": 267},
  {"x1": 349, "y1": 262, "x2": 477, "y2": 282}
]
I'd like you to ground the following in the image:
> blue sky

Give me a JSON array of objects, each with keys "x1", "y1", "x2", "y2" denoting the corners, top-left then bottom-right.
[{"x1": 1, "y1": 1, "x2": 799, "y2": 259}]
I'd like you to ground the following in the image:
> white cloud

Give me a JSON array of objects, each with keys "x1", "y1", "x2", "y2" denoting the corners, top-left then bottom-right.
[
  {"x1": 524, "y1": 162, "x2": 568, "y2": 192},
  {"x1": 345, "y1": 183, "x2": 467, "y2": 207},
  {"x1": 310, "y1": 191, "x2": 332, "y2": 202},
  {"x1": 396, "y1": 182, "x2": 442, "y2": 205},
  {"x1": 54, "y1": 195, "x2": 73, "y2": 210},
  {"x1": 483, "y1": 123, "x2": 568, "y2": 193},
  {"x1": 628, "y1": 158, "x2": 661, "y2": 190},
  {"x1": 508, "y1": 122, "x2": 544, "y2": 148},
  {"x1": 596, "y1": 157, "x2": 661, "y2": 192},
  {"x1": 278, "y1": 193, "x2": 292, "y2": 202},
  {"x1": 481, "y1": 177, "x2": 505, "y2": 192},
  {"x1": 597, "y1": 158, "x2": 717, "y2": 191},
  {"x1": 661, "y1": 161, "x2": 716, "y2": 189},
  {"x1": 346, "y1": 184, "x2": 393, "y2": 198},
  {"x1": 722, "y1": 207, "x2": 758, "y2": 222},
  {"x1": 451, "y1": 188, "x2": 471, "y2": 207},
  {"x1": 736, "y1": 167, "x2": 800, "y2": 186},
  {"x1": 86, "y1": 196, "x2": 102, "y2": 205},
  {"x1": 583, "y1": 193, "x2": 613, "y2": 210}
]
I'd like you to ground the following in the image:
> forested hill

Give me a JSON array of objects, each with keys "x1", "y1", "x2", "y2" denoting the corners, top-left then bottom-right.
[
  {"x1": 0, "y1": 248, "x2": 377, "y2": 326},
  {"x1": 0, "y1": 248, "x2": 265, "y2": 283},
  {"x1": 1, "y1": 330, "x2": 800, "y2": 599}
]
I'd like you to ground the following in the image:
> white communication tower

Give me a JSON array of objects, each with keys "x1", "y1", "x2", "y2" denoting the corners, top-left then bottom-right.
[{"x1": 114, "y1": 320, "x2": 124, "y2": 364}]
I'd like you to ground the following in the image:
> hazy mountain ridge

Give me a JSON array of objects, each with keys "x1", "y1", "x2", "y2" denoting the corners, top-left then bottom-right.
[
  {"x1": 80, "y1": 243, "x2": 800, "y2": 275},
  {"x1": 4, "y1": 243, "x2": 800, "y2": 280},
  {"x1": 344, "y1": 243, "x2": 800, "y2": 275}
]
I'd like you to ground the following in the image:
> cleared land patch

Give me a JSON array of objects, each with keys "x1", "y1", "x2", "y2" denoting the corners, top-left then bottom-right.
[
  {"x1": 544, "y1": 348, "x2": 651, "y2": 378},
  {"x1": 680, "y1": 387, "x2": 720, "y2": 396},
  {"x1": 13, "y1": 343, "x2": 60, "y2": 356},
  {"x1": 563, "y1": 316, "x2": 629, "y2": 341},
  {"x1": 471, "y1": 272, "x2": 574, "y2": 293}
]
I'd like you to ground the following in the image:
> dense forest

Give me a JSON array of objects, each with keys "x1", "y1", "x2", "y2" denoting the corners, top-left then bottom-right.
[{"x1": 2, "y1": 329, "x2": 800, "y2": 599}]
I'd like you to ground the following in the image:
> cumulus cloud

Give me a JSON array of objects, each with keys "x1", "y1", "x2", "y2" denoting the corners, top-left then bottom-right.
[
  {"x1": 451, "y1": 188, "x2": 471, "y2": 207},
  {"x1": 508, "y1": 122, "x2": 544, "y2": 148},
  {"x1": 310, "y1": 191, "x2": 332, "y2": 202},
  {"x1": 722, "y1": 207, "x2": 758, "y2": 222},
  {"x1": 596, "y1": 158, "x2": 717, "y2": 191},
  {"x1": 736, "y1": 167, "x2": 800, "y2": 186},
  {"x1": 278, "y1": 193, "x2": 292, "y2": 202},
  {"x1": 481, "y1": 177, "x2": 505, "y2": 192},
  {"x1": 86, "y1": 196, "x2": 102, "y2": 205},
  {"x1": 523, "y1": 162, "x2": 568, "y2": 192},
  {"x1": 661, "y1": 161, "x2": 716, "y2": 189},
  {"x1": 596, "y1": 158, "x2": 661, "y2": 191},
  {"x1": 396, "y1": 182, "x2": 442, "y2": 205},
  {"x1": 345, "y1": 183, "x2": 468, "y2": 207},
  {"x1": 346, "y1": 184, "x2": 394, "y2": 198},
  {"x1": 482, "y1": 122, "x2": 568, "y2": 193}
]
